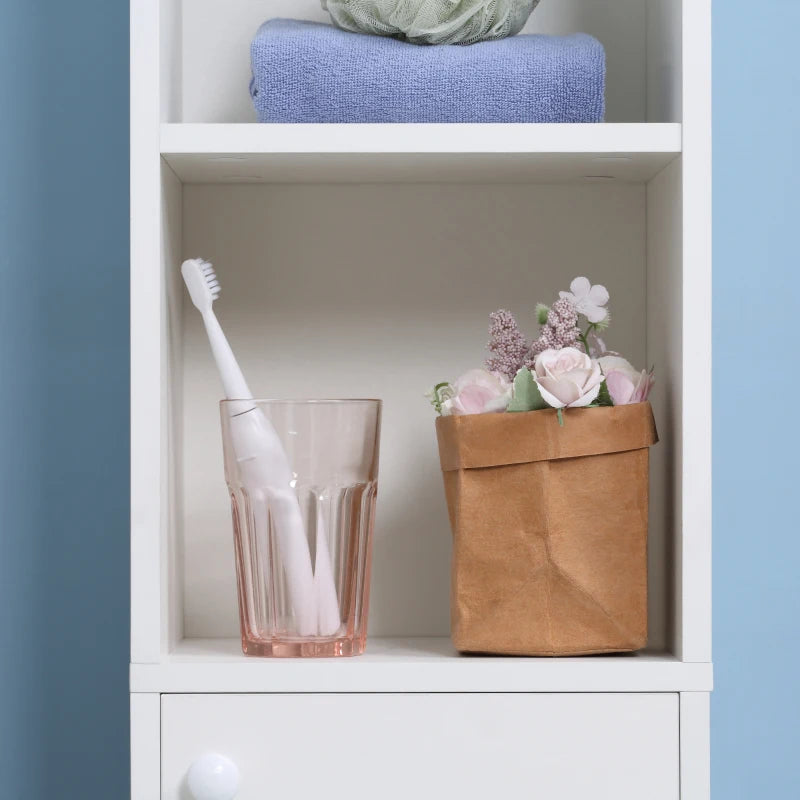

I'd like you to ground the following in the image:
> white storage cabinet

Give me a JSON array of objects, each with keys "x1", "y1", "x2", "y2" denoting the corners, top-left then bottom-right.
[{"x1": 130, "y1": 1, "x2": 712, "y2": 797}]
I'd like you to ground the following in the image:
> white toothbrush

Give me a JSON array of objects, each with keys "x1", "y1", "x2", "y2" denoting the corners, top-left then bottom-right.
[{"x1": 181, "y1": 258, "x2": 341, "y2": 637}]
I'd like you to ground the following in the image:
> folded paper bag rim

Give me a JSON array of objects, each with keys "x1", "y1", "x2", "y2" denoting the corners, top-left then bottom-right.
[{"x1": 435, "y1": 402, "x2": 658, "y2": 471}]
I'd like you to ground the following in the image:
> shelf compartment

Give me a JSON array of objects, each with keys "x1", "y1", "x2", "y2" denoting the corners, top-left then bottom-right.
[
  {"x1": 159, "y1": 1, "x2": 682, "y2": 124},
  {"x1": 161, "y1": 123, "x2": 681, "y2": 184},
  {"x1": 130, "y1": 637, "x2": 713, "y2": 694},
  {"x1": 168, "y1": 175, "x2": 680, "y2": 651}
]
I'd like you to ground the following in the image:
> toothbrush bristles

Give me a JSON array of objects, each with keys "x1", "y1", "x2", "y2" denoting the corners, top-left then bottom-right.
[{"x1": 199, "y1": 259, "x2": 221, "y2": 299}]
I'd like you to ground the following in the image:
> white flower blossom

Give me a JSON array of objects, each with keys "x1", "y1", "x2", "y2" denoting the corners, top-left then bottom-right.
[{"x1": 559, "y1": 277, "x2": 610, "y2": 324}]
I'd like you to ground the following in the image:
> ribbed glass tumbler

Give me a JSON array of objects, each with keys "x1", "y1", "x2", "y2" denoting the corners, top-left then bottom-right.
[{"x1": 220, "y1": 399, "x2": 382, "y2": 657}]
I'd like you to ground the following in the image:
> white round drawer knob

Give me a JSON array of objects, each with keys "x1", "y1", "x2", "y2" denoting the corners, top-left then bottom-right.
[{"x1": 186, "y1": 753, "x2": 240, "y2": 800}]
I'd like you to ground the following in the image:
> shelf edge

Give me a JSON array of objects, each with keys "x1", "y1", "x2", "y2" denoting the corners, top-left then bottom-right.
[
  {"x1": 160, "y1": 122, "x2": 683, "y2": 156},
  {"x1": 130, "y1": 659, "x2": 713, "y2": 695}
]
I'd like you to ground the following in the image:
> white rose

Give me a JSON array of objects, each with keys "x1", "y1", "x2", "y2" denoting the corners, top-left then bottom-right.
[
  {"x1": 598, "y1": 356, "x2": 654, "y2": 405},
  {"x1": 533, "y1": 347, "x2": 603, "y2": 408},
  {"x1": 440, "y1": 369, "x2": 512, "y2": 416}
]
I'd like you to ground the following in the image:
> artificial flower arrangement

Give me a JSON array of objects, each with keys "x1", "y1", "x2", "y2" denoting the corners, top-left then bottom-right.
[
  {"x1": 429, "y1": 277, "x2": 659, "y2": 658},
  {"x1": 427, "y1": 277, "x2": 654, "y2": 423}
]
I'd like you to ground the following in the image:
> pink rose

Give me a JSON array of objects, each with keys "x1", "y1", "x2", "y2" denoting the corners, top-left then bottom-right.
[
  {"x1": 598, "y1": 356, "x2": 654, "y2": 405},
  {"x1": 533, "y1": 347, "x2": 603, "y2": 408},
  {"x1": 440, "y1": 369, "x2": 512, "y2": 416}
]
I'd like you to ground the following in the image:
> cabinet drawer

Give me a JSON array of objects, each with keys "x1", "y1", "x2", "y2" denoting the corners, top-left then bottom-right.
[{"x1": 161, "y1": 693, "x2": 679, "y2": 799}]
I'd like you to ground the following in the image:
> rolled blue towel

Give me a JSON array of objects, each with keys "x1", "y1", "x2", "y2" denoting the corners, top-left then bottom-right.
[{"x1": 250, "y1": 19, "x2": 605, "y2": 123}]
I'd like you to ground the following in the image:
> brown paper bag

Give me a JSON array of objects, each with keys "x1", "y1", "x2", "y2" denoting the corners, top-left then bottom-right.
[{"x1": 435, "y1": 403, "x2": 658, "y2": 656}]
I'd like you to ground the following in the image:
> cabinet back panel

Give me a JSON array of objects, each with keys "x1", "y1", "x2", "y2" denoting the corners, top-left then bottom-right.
[{"x1": 178, "y1": 182, "x2": 651, "y2": 638}]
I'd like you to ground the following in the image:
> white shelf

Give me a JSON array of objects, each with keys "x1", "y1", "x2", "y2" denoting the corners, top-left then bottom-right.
[
  {"x1": 161, "y1": 123, "x2": 682, "y2": 184},
  {"x1": 130, "y1": 637, "x2": 713, "y2": 694}
]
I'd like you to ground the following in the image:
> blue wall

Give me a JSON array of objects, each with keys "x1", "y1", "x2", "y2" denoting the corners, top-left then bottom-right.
[
  {"x1": 712, "y1": 2, "x2": 800, "y2": 797},
  {"x1": 0, "y1": 1, "x2": 130, "y2": 797},
  {"x1": 0, "y1": 1, "x2": 797, "y2": 797}
]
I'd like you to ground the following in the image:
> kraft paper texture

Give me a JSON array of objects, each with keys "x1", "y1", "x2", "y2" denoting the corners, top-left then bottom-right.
[{"x1": 436, "y1": 403, "x2": 658, "y2": 656}]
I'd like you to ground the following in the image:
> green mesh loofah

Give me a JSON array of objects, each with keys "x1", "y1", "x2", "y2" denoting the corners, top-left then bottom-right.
[{"x1": 321, "y1": 0, "x2": 541, "y2": 45}]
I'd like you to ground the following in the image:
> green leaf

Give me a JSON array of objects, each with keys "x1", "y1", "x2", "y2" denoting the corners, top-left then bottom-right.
[
  {"x1": 535, "y1": 303, "x2": 550, "y2": 326},
  {"x1": 507, "y1": 368, "x2": 549, "y2": 412},
  {"x1": 596, "y1": 379, "x2": 614, "y2": 407}
]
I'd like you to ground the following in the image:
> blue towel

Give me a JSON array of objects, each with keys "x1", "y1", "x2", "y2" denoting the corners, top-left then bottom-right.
[{"x1": 250, "y1": 19, "x2": 605, "y2": 123}]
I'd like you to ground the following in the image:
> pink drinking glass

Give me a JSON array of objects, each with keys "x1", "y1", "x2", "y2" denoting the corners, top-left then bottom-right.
[{"x1": 220, "y1": 399, "x2": 381, "y2": 657}]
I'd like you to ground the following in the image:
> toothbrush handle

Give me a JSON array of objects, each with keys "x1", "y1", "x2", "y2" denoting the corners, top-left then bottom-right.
[
  {"x1": 199, "y1": 293, "x2": 320, "y2": 635},
  {"x1": 315, "y1": 509, "x2": 342, "y2": 636},
  {"x1": 266, "y1": 489, "x2": 318, "y2": 636},
  {"x1": 229, "y1": 410, "x2": 318, "y2": 636},
  {"x1": 202, "y1": 309, "x2": 253, "y2": 401}
]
